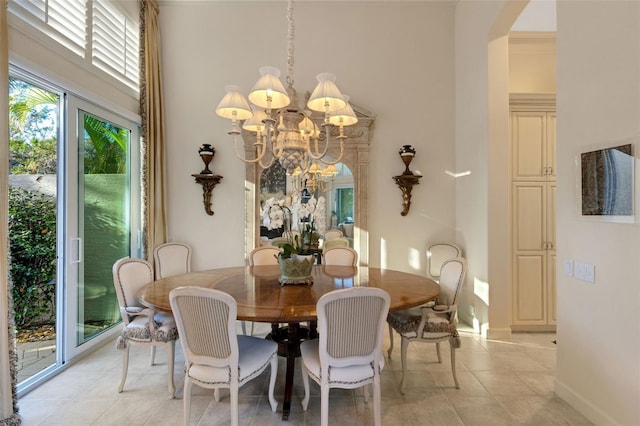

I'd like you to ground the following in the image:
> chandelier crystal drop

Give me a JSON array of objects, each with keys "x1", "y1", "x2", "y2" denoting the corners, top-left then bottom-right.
[{"x1": 215, "y1": 0, "x2": 357, "y2": 175}]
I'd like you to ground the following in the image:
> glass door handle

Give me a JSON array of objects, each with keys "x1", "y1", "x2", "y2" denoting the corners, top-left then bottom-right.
[{"x1": 70, "y1": 237, "x2": 82, "y2": 264}]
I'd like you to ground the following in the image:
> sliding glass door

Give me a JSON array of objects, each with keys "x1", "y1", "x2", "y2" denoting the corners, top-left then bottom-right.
[
  {"x1": 10, "y1": 70, "x2": 141, "y2": 392},
  {"x1": 65, "y1": 97, "x2": 141, "y2": 357},
  {"x1": 9, "y1": 76, "x2": 60, "y2": 386}
]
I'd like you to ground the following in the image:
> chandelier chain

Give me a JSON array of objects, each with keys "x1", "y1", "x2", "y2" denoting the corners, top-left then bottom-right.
[{"x1": 286, "y1": 0, "x2": 295, "y2": 88}]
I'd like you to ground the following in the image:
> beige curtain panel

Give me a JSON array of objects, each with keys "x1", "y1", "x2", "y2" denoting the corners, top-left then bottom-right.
[{"x1": 140, "y1": 0, "x2": 169, "y2": 259}]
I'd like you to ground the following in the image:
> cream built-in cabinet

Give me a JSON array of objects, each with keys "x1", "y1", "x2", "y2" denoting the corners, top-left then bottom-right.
[{"x1": 510, "y1": 105, "x2": 557, "y2": 329}]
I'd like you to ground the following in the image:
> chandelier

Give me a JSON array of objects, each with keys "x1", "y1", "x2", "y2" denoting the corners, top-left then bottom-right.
[
  {"x1": 215, "y1": 0, "x2": 358, "y2": 175},
  {"x1": 290, "y1": 161, "x2": 339, "y2": 193}
]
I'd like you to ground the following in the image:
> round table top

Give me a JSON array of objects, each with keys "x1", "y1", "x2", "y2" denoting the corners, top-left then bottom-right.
[{"x1": 139, "y1": 265, "x2": 440, "y2": 323}]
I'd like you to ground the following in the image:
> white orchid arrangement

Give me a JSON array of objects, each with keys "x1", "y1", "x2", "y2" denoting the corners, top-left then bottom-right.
[
  {"x1": 261, "y1": 191, "x2": 327, "y2": 235},
  {"x1": 261, "y1": 197, "x2": 289, "y2": 230}
]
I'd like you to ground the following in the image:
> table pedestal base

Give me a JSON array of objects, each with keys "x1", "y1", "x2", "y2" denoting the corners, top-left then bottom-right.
[{"x1": 266, "y1": 322, "x2": 317, "y2": 421}]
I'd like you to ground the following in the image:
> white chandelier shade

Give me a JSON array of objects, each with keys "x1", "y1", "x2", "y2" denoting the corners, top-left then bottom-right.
[
  {"x1": 306, "y1": 73, "x2": 347, "y2": 115},
  {"x1": 247, "y1": 66, "x2": 291, "y2": 111},
  {"x1": 215, "y1": 85, "x2": 253, "y2": 122}
]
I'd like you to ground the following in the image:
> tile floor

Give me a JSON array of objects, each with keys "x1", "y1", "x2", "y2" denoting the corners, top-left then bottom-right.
[{"x1": 18, "y1": 323, "x2": 593, "y2": 425}]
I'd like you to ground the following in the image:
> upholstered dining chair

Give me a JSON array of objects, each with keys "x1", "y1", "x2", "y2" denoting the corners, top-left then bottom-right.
[
  {"x1": 323, "y1": 229, "x2": 343, "y2": 241},
  {"x1": 112, "y1": 257, "x2": 178, "y2": 398},
  {"x1": 169, "y1": 286, "x2": 278, "y2": 426},
  {"x1": 153, "y1": 242, "x2": 192, "y2": 279},
  {"x1": 322, "y1": 246, "x2": 358, "y2": 266},
  {"x1": 387, "y1": 257, "x2": 467, "y2": 392},
  {"x1": 426, "y1": 242, "x2": 462, "y2": 281},
  {"x1": 245, "y1": 246, "x2": 283, "y2": 335},
  {"x1": 249, "y1": 246, "x2": 281, "y2": 266},
  {"x1": 300, "y1": 287, "x2": 390, "y2": 426},
  {"x1": 321, "y1": 237, "x2": 350, "y2": 255},
  {"x1": 269, "y1": 236, "x2": 289, "y2": 248}
]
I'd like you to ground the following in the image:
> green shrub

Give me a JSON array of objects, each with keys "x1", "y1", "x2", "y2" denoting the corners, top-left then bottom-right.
[{"x1": 9, "y1": 186, "x2": 57, "y2": 327}]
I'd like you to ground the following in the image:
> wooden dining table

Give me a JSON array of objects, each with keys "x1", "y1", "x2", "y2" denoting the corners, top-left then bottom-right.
[{"x1": 139, "y1": 264, "x2": 440, "y2": 420}]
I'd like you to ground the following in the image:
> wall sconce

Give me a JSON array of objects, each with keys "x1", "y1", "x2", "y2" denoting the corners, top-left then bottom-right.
[
  {"x1": 192, "y1": 144, "x2": 223, "y2": 216},
  {"x1": 393, "y1": 145, "x2": 422, "y2": 216}
]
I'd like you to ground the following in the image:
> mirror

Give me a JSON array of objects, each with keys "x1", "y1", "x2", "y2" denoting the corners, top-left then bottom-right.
[
  {"x1": 258, "y1": 161, "x2": 354, "y2": 244},
  {"x1": 243, "y1": 104, "x2": 375, "y2": 265}
]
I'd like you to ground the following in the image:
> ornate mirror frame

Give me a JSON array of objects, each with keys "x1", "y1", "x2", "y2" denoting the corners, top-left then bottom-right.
[{"x1": 243, "y1": 105, "x2": 375, "y2": 265}]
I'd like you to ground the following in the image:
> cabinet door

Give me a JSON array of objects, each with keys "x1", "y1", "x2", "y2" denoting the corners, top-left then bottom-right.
[
  {"x1": 512, "y1": 182, "x2": 547, "y2": 325},
  {"x1": 511, "y1": 112, "x2": 547, "y2": 181},
  {"x1": 547, "y1": 182, "x2": 557, "y2": 325},
  {"x1": 546, "y1": 112, "x2": 557, "y2": 179}
]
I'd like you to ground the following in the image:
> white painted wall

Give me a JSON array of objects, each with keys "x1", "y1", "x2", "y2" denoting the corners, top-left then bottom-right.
[
  {"x1": 509, "y1": 35, "x2": 556, "y2": 94},
  {"x1": 158, "y1": 2, "x2": 457, "y2": 272},
  {"x1": 454, "y1": 0, "x2": 513, "y2": 337},
  {"x1": 555, "y1": 2, "x2": 640, "y2": 424}
]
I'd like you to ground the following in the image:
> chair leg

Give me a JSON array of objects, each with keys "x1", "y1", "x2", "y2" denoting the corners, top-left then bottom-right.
[
  {"x1": 301, "y1": 362, "x2": 310, "y2": 410},
  {"x1": 435, "y1": 341, "x2": 442, "y2": 363},
  {"x1": 230, "y1": 383, "x2": 239, "y2": 426},
  {"x1": 150, "y1": 345, "x2": 156, "y2": 366},
  {"x1": 241, "y1": 321, "x2": 247, "y2": 335},
  {"x1": 267, "y1": 355, "x2": 278, "y2": 412},
  {"x1": 214, "y1": 388, "x2": 221, "y2": 402},
  {"x1": 166, "y1": 341, "x2": 176, "y2": 398},
  {"x1": 249, "y1": 321, "x2": 254, "y2": 336},
  {"x1": 118, "y1": 346, "x2": 130, "y2": 393},
  {"x1": 400, "y1": 337, "x2": 409, "y2": 395},
  {"x1": 320, "y1": 384, "x2": 330, "y2": 426},
  {"x1": 363, "y1": 382, "x2": 370, "y2": 403},
  {"x1": 183, "y1": 376, "x2": 192, "y2": 426},
  {"x1": 449, "y1": 338, "x2": 459, "y2": 389},
  {"x1": 387, "y1": 324, "x2": 394, "y2": 358},
  {"x1": 373, "y1": 375, "x2": 382, "y2": 426}
]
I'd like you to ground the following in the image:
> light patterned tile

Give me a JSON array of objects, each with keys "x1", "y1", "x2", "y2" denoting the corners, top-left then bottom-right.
[
  {"x1": 16, "y1": 330, "x2": 598, "y2": 426},
  {"x1": 495, "y1": 395, "x2": 593, "y2": 425},
  {"x1": 36, "y1": 398, "x2": 116, "y2": 426},
  {"x1": 446, "y1": 395, "x2": 519, "y2": 426},
  {"x1": 403, "y1": 394, "x2": 464, "y2": 426},
  {"x1": 16, "y1": 398, "x2": 62, "y2": 426},
  {"x1": 92, "y1": 397, "x2": 164, "y2": 425},
  {"x1": 472, "y1": 371, "x2": 537, "y2": 396},
  {"x1": 196, "y1": 396, "x2": 259, "y2": 426}
]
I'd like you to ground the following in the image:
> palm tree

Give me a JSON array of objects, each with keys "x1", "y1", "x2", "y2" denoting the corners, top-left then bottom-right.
[{"x1": 9, "y1": 77, "x2": 128, "y2": 174}]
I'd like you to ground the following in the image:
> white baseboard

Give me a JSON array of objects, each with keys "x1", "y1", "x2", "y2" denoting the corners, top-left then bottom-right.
[{"x1": 554, "y1": 378, "x2": 620, "y2": 425}]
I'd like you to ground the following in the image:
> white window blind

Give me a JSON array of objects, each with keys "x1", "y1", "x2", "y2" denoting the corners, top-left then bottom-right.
[
  {"x1": 8, "y1": 0, "x2": 139, "y2": 91},
  {"x1": 92, "y1": 1, "x2": 139, "y2": 89},
  {"x1": 8, "y1": 0, "x2": 87, "y2": 57}
]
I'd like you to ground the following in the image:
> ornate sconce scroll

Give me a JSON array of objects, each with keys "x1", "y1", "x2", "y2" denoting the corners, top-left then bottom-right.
[
  {"x1": 393, "y1": 145, "x2": 422, "y2": 216},
  {"x1": 192, "y1": 144, "x2": 223, "y2": 216}
]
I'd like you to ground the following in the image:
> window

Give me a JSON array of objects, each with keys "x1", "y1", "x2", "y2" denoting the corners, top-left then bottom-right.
[{"x1": 8, "y1": 0, "x2": 139, "y2": 90}]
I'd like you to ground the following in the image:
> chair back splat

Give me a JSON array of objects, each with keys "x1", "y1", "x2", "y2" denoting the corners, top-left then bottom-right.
[
  {"x1": 426, "y1": 243, "x2": 462, "y2": 280},
  {"x1": 154, "y1": 242, "x2": 192, "y2": 279},
  {"x1": 322, "y1": 246, "x2": 358, "y2": 266},
  {"x1": 249, "y1": 246, "x2": 281, "y2": 266},
  {"x1": 323, "y1": 229, "x2": 343, "y2": 241}
]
